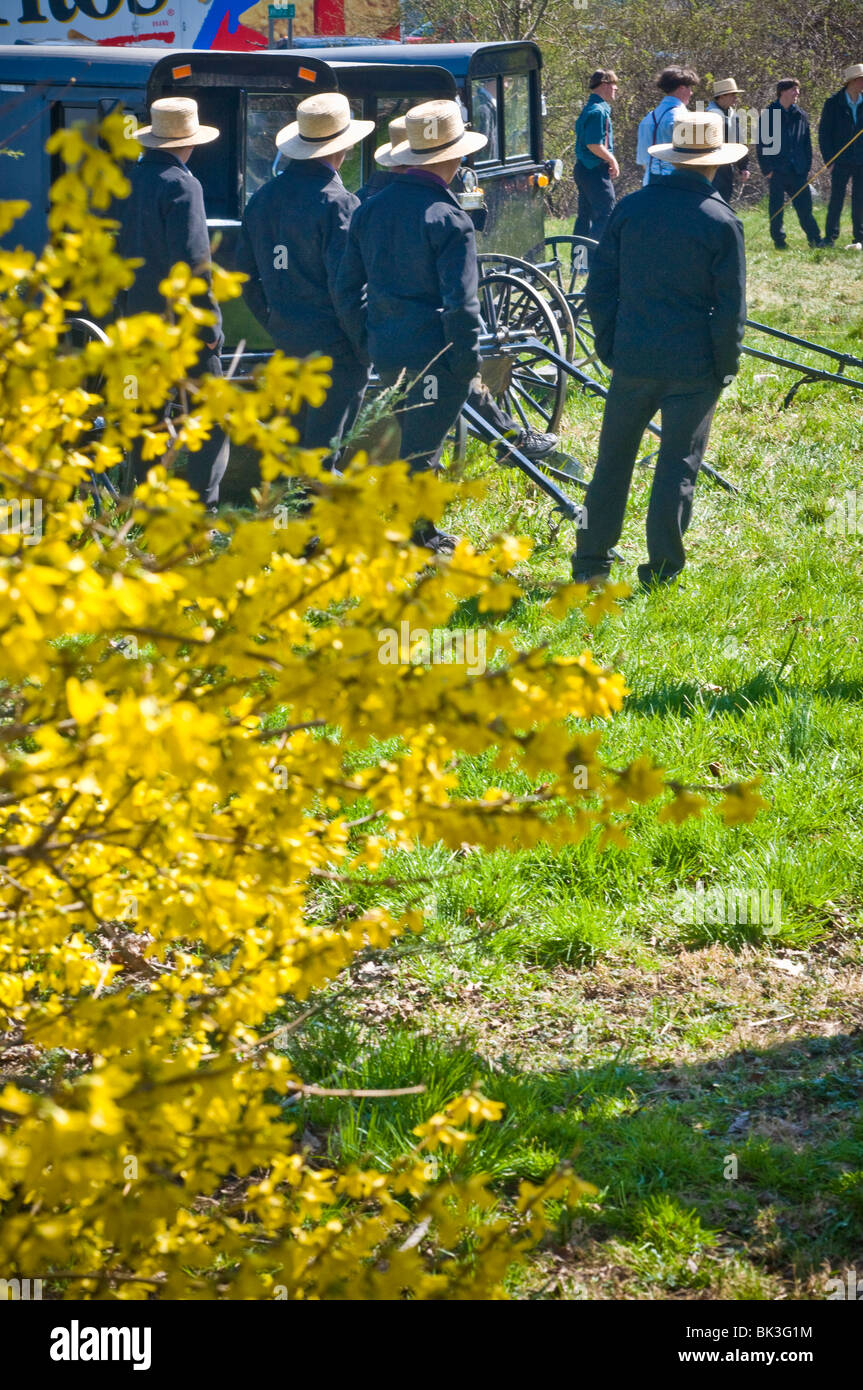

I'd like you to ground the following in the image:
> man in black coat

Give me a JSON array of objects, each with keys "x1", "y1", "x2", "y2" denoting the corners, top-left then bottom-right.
[
  {"x1": 114, "y1": 97, "x2": 228, "y2": 509},
  {"x1": 757, "y1": 78, "x2": 824, "y2": 249},
  {"x1": 235, "y1": 93, "x2": 374, "y2": 453},
  {"x1": 818, "y1": 63, "x2": 863, "y2": 250},
  {"x1": 335, "y1": 99, "x2": 489, "y2": 552},
  {"x1": 572, "y1": 110, "x2": 747, "y2": 591}
]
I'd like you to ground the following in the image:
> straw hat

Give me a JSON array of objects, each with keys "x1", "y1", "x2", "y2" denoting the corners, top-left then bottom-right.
[
  {"x1": 275, "y1": 93, "x2": 374, "y2": 160},
  {"x1": 374, "y1": 116, "x2": 407, "y2": 168},
  {"x1": 648, "y1": 108, "x2": 748, "y2": 167},
  {"x1": 712, "y1": 78, "x2": 742, "y2": 99},
  {"x1": 388, "y1": 100, "x2": 488, "y2": 167},
  {"x1": 843, "y1": 63, "x2": 863, "y2": 84},
  {"x1": 136, "y1": 97, "x2": 219, "y2": 149}
]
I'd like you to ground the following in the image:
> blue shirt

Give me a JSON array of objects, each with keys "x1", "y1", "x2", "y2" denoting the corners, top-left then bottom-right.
[
  {"x1": 847, "y1": 88, "x2": 862, "y2": 118},
  {"x1": 637, "y1": 94, "x2": 686, "y2": 184},
  {"x1": 575, "y1": 93, "x2": 613, "y2": 170}
]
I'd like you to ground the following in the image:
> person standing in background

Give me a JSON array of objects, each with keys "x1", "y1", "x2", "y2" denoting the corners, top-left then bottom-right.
[
  {"x1": 573, "y1": 110, "x2": 747, "y2": 593},
  {"x1": 819, "y1": 62, "x2": 863, "y2": 251},
  {"x1": 757, "y1": 78, "x2": 824, "y2": 249},
  {"x1": 235, "y1": 93, "x2": 374, "y2": 453},
  {"x1": 637, "y1": 66, "x2": 700, "y2": 185},
  {"x1": 707, "y1": 78, "x2": 751, "y2": 204},
  {"x1": 573, "y1": 69, "x2": 620, "y2": 244},
  {"x1": 114, "y1": 97, "x2": 228, "y2": 511}
]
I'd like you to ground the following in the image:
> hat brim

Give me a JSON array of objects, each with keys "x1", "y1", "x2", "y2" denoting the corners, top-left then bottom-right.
[
  {"x1": 647, "y1": 141, "x2": 749, "y2": 167},
  {"x1": 713, "y1": 86, "x2": 742, "y2": 97},
  {"x1": 136, "y1": 125, "x2": 220, "y2": 148},
  {"x1": 388, "y1": 129, "x2": 488, "y2": 166},
  {"x1": 844, "y1": 67, "x2": 863, "y2": 83},
  {"x1": 276, "y1": 117, "x2": 375, "y2": 160},
  {"x1": 374, "y1": 140, "x2": 400, "y2": 168}
]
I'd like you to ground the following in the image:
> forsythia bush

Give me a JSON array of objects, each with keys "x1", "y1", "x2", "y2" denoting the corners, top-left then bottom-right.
[{"x1": 0, "y1": 117, "x2": 764, "y2": 1299}]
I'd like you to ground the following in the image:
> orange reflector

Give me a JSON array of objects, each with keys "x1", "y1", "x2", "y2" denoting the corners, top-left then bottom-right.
[
  {"x1": 298, "y1": 67, "x2": 317, "y2": 82},
  {"x1": 536, "y1": 173, "x2": 549, "y2": 187},
  {"x1": 172, "y1": 64, "x2": 192, "y2": 79}
]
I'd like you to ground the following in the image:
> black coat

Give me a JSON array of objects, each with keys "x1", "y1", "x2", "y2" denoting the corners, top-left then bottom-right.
[
  {"x1": 757, "y1": 100, "x2": 812, "y2": 177},
  {"x1": 585, "y1": 170, "x2": 746, "y2": 383},
  {"x1": 356, "y1": 168, "x2": 397, "y2": 203},
  {"x1": 113, "y1": 149, "x2": 222, "y2": 345},
  {"x1": 819, "y1": 88, "x2": 863, "y2": 170},
  {"x1": 334, "y1": 169, "x2": 481, "y2": 376},
  {"x1": 234, "y1": 159, "x2": 359, "y2": 358}
]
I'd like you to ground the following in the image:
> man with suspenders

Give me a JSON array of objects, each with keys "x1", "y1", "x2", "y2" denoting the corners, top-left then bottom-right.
[{"x1": 637, "y1": 67, "x2": 700, "y2": 185}]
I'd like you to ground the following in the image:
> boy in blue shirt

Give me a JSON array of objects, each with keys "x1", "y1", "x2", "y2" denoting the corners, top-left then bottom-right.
[{"x1": 573, "y1": 69, "x2": 619, "y2": 244}]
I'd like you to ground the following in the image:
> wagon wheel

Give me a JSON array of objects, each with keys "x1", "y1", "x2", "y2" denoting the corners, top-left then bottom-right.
[
  {"x1": 477, "y1": 251, "x2": 576, "y2": 363},
  {"x1": 62, "y1": 317, "x2": 134, "y2": 501},
  {"x1": 524, "y1": 235, "x2": 609, "y2": 380},
  {"x1": 476, "y1": 270, "x2": 567, "y2": 435}
]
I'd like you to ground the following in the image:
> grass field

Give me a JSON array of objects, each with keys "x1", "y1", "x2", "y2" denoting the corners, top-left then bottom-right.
[{"x1": 276, "y1": 203, "x2": 863, "y2": 1300}]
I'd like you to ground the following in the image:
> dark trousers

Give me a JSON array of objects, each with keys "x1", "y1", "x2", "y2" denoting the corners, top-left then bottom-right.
[
  {"x1": 574, "y1": 371, "x2": 721, "y2": 585},
  {"x1": 573, "y1": 162, "x2": 616, "y2": 244},
  {"x1": 131, "y1": 347, "x2": 229, "y2": 510},
  {"x1": 294, "y1": 352, "x2": 369, "y2": 452},
  {"x1": 378, "y1": 363, "x2": 475, "y2": 473},
  {"x1": 467, "y1": 381, "x2": 518, "y2": 436},
  {"x1": 768, "y1": 170, "x2": 821, "y2": 245},
  {"x1": 825, "y1": 165, "x2": 863, "y2": 244}
]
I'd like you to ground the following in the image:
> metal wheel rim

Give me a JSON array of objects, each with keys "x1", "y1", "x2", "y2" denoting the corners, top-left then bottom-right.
[{"x1": 476, "y1": 270, "x2": 567, "y2": 435}]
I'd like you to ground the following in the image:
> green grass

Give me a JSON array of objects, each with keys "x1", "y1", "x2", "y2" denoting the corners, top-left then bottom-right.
[{"x1": 281, "y1": 202, "x2": 863, "y2": 1299}]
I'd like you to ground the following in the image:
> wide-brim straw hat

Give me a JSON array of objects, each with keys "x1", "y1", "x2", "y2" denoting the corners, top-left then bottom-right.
[
  {"x1": 137, "y1": 97, "x2": 219, "y2": 149},
  {"x1": 649, "y1": 109, "x2": 748, "y2": 167},
  {"x1": 388, "y1": 99, "x2": 488, "y2": 166},
  {"x1": 276, "y1": 93, "x2": 374, "y2": 159},
  {"x1": 375, "y1": 116, "x2": 408, "y2": 168},
  {"x1": 843, "y1": 63, "x2": 863, "y2": 84},
  {"x1": 712, "y1": 78, "x2": 742, "y2": 98}
]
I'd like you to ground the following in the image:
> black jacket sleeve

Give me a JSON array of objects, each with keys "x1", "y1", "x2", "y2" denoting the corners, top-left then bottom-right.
[
  {"x1": 234, "y1": 212, "x2": 270, "y2": 331},
  {"x1": 333, "y1": 214, "x2": 370, "y2": 365},
  {"x1": 162, "y1": 170, "x2": 222, "y2": 346},
  {"x1": 433, "y1": 211, "x2": 481, "y2": 377},
  {"x1": 322, "y1": 190, "x2": 359, "y2": 355},
  {"x1": 584, "y1": 206, "x2": 621, "y2": 367},
  {"x1": 709, "y1": 216, "x2": 747, "y2": 383},
  {"x1": 802, "y1": 113, "x2": 813, "y2": 173}
]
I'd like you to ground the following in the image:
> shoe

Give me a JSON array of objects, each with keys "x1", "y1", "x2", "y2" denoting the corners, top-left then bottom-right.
[
  {"x1": 845, "y1": 241, "x2": 863, "y2": 252},
  {"x1": 772, "y1": 241, "x2": 788, "y2": 251},
  {"x1": 809, "y1": 237, "x2": 826, "y2": 249},
  {"x1": 411, "y1": 520, "x2": 459, "y2": 555},
  {"x1": 506, "y1": 426, "x2": 559, "y2": 461},
  {"x1": 571, "y1": 560, "x2": 611, "y2": 590},
  {"x1": 638, "y1": 568, "x2": 684, "y2": 593}
]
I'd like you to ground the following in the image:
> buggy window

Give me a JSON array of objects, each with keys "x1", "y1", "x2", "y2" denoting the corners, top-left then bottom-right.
[
  {"x1": 502, "y1": 73, "x2": 530, "y2": 159},
  {"x1": 471, "y1": 79, "x2": 499, "y2": 162}
]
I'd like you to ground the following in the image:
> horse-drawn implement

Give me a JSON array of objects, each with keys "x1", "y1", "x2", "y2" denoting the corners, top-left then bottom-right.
[{"x1": 2, "y1": 38, "x2": 859, "y2": 526}]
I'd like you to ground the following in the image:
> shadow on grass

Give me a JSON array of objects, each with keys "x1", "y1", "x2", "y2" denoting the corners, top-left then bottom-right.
[
  {"x1": 284, "y1": 1022, "x2": 863, "y2": 1289},
  {"x1": 625, "y1": 673, "x2": 863, "y2": 720}
]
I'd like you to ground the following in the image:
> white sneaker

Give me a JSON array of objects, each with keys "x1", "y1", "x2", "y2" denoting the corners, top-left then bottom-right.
[{"x1": 845, "y1": 242, "x2": 863, "y2": 251}]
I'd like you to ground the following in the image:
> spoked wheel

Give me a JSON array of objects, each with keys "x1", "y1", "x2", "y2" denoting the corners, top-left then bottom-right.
[
  {"x1": 476, "y1": 270, "x2": 567, "y2": 436},
  {"x1": 477, "y1": 251, "x2": 576, "y2": 363},
  {"x1": 526, "y1": 234, "x2": 597, "y2": 297},
  {"x1": 524, "y1": 235, "x2": 609, "y2": 380},
  {"x1": 62, "y1": 317, "x2": 134, "y2": 502}
]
